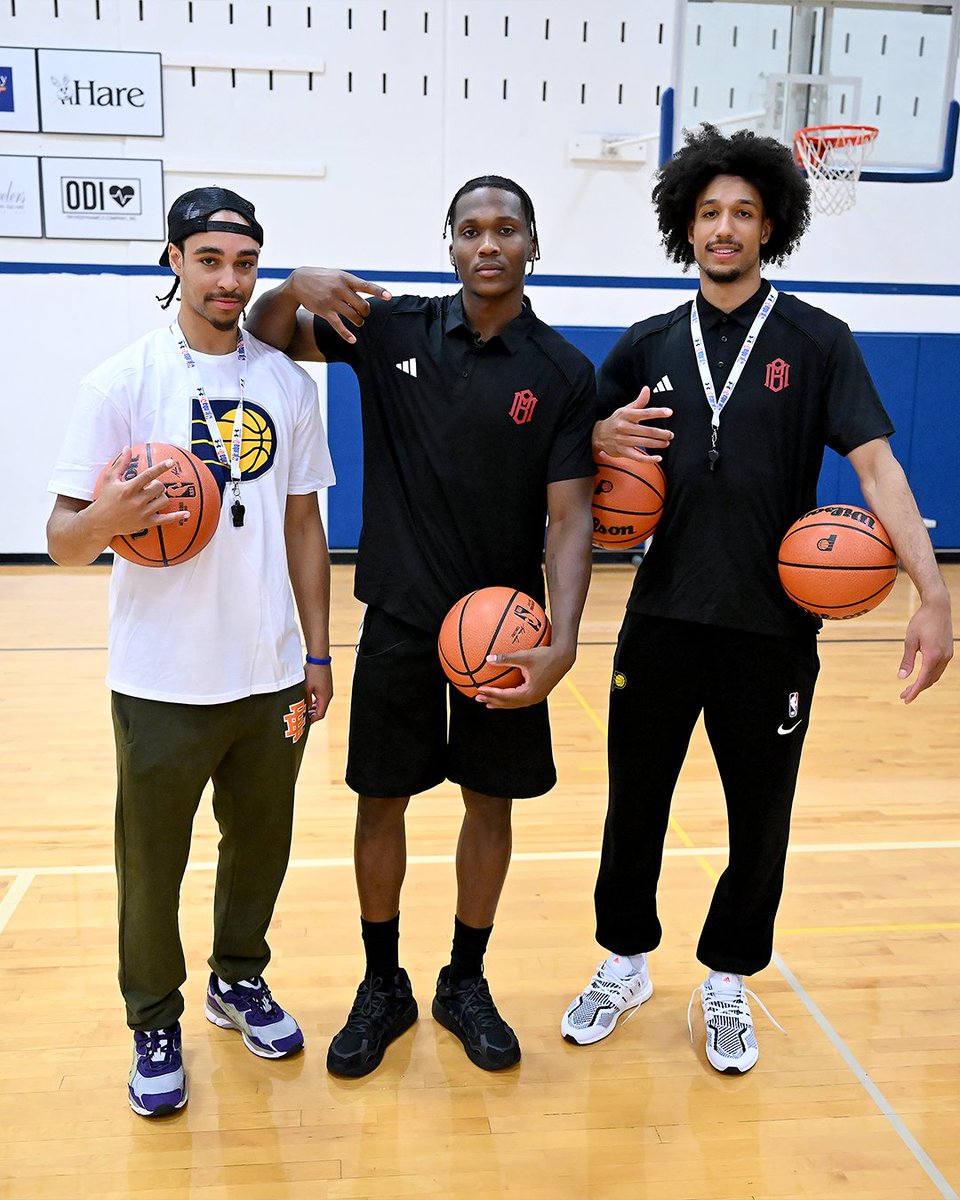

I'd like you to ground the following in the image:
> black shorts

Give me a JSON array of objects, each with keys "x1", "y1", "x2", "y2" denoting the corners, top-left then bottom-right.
[{"x1": 346, "y1": 607, "x2": 556, "y2": 799}]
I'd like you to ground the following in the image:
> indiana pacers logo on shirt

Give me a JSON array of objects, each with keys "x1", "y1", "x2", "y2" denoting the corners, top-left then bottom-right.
[
  {"x1": 612, "y1": 669, "x2": 627, "y2": 691},
  {"x1": 190, "y1": 397, "x2": 278, "y2": 481}
]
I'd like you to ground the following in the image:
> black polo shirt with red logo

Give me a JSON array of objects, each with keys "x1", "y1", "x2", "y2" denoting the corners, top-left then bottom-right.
[
  {"x1": 597, "y1": 281, "x2": 895, "y2": 637},
  {"x1": 314, "y1": 293, "x2": 596, "y2": 632}
]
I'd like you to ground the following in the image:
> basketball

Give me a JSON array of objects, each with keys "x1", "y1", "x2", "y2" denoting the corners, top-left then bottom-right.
[
  {"x1": 591, "y1": 454, "x2": 666, "y2": 549},
  {"x1": 438, "y1": 586, "x2": 552, "y2": 697},
  {"x1": 778, "y1": 504, "x2": 898, "y2": 619},
  {"x1": 94, "y1": 442, "x2": 222, "y2": 568}
]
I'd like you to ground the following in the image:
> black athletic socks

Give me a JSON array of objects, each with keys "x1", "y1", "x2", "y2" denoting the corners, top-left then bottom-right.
[
  {"x1": 361, "y1": 914, "x2": 401, "y2": 981},
  {"x1": 448, "y1": 915, "x2": 493, "y2": 985}
]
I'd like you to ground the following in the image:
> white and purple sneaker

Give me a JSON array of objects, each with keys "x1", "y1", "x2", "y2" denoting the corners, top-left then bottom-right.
[
  {"x1": 128, "y1": 1023, "x2": 188, "y2": 1117},
  {"x1": 205, "y1": 973, "x2": 304, "y2": 1059}
]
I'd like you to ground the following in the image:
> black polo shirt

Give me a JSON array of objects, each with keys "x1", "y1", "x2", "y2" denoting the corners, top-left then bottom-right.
[
  {"x1": 597, "y1": 281, "x2": 895, "y2": 637},
  {"x1": 315, "y1": 293, "x2": 596, "y2": 632}
]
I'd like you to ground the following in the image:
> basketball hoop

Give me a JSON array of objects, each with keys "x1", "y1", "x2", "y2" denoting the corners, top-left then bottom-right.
[{"x1": 794, "y1": 125, "x2": 879, "y2": 215}]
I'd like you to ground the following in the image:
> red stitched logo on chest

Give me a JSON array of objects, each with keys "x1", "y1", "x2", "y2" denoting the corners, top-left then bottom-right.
[
  {"x1": 764, "y1": 358, "x2": 790, "y2": 392},
  {"x1": 509, "y1": 388, "x2": 538, "y2": 425}
]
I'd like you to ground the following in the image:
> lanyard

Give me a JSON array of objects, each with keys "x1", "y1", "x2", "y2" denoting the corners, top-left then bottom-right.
[
  {"x1": 170, "y1": 322, "x2": 247, "y2": 527},
  {"x1": 690, "y1": 286, "x2": 778, "y2": 470}
]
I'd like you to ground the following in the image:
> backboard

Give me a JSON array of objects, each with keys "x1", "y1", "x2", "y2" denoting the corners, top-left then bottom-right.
[{"x1": 667, "y1": 0, "x2": 960, "y2": 180}]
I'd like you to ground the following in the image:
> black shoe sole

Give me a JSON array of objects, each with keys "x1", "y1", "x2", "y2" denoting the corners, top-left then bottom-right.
[
  {"x1": 326, "y1": 998, "x2": 419, "y2": 1079},
  {"x1": 431, "y1": 997, "x2": 521, "y2": 1072}
]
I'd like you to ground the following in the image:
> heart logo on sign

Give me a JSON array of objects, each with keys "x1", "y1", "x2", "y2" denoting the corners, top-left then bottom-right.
[{"x1": 109, "y1": 185, "x2": 135, "y2": 208}]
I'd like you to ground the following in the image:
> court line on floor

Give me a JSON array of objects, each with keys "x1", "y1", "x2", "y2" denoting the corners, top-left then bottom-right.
[
  {"x1": 779, "y1": 921, "x2": 960, "y2": 935},
  {"x1": 1, "y1": 844, "x2": 960, "y2": 883},
  {"x1": 774, "y1": 951, "x2": 958, "y2": 1200},
  {"x1": 1, "y1": 839, "x2": 957, "y2": 878},
  {"x1": 564, "y1": 678, "x2": 717, "y2": 873},
  {"x1": 564, "y1": 676, "x2": 959, "y2": 1200},
  {"x1": 0, "y1": 873, "x2": 35, "y2": 937}
]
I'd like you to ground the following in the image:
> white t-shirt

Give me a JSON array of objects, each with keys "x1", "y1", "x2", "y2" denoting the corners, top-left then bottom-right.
[{"x1": 49, "y1": 323, "x2": 336, "y2": 704}]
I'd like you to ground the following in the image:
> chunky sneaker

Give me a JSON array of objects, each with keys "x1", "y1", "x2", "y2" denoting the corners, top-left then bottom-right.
[
  {"x1": 431, "y1": 967, "x2": 521, "y2": 1071},
  {"x1": 205, "y1": 973, "x2": 304, "y2": 1059},
  {"x1": 128, "y1": 1023, "x2": 188, "y2": 1117},
  {"x1": 326, "y1": 969, "x2": 419, "y2": 1078},
  {"x1": 688, "y1": 972, "x2": 784, "y2": 1074},
  {"x1": 561, "y1": 955, "x2": 654, "y2": 1045}
]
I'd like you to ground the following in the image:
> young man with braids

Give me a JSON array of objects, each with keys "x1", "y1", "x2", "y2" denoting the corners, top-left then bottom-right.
[
  {"x1": 247, "y1": 176, "x2": 596, "y2": 1076},
  {"x1": 560, "y1": 125, "x2": 952, "y2": 1072},
  {"x1": 47, "y1": 188, "x2": 336, "y2": 1114}
]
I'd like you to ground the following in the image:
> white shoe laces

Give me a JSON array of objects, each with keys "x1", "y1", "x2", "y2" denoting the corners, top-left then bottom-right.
[
  {"x1": 579, "y1": 959, "x2": 646, "y2": 1024},
  {"x1": 686, "y1": 980, "x2": 785, "y2": 1043}
]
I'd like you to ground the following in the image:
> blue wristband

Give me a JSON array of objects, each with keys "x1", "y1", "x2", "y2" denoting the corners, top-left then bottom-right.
[{"x1": 305, "y1": 654, "x2": 332, "y2": 666}]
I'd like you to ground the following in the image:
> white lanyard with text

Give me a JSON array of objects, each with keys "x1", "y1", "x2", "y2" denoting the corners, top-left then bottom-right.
[
  {"x1": 689, "y1": 286, "x2": 778, "y2": 471},
  {"x1": 170, "y1": 322, "x2": 247, "y2": 527}
]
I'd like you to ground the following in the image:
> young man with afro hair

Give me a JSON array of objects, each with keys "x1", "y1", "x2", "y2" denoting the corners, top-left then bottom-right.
[{"x1": 561, "y1": 124, "x2": 952, "y2": 1073}]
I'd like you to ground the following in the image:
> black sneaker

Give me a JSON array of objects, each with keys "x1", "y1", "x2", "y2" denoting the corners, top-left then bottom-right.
[
  {"x1": 326, "y1": 968, "x2": 418, "y2": 1078},
  {"x1": 431, "y1": 966, "x2": 521, "y2": 1071}
]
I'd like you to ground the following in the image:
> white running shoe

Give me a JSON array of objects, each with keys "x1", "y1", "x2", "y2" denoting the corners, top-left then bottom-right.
[
  {"x1": 561, "y1": 956, "x2": 653, "y2": 1045},
  {"x1": 688, "y1": 972, "x2": 783, "y2": 1074}
]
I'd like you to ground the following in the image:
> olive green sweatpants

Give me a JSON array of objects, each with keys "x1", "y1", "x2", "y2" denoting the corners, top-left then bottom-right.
[{"x1": 111, "y1": 683, "x2": 309, "y2": 1030}]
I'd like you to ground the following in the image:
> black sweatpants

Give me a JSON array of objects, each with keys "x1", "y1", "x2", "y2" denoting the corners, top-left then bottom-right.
[{"x1": 594, "y1": 613, "x2": 819, "y2": 976}]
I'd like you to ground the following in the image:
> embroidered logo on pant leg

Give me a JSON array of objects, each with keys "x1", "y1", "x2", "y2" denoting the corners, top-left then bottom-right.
[{"x1": 283, "y1": 700, "x2": 307, "y2": 743}]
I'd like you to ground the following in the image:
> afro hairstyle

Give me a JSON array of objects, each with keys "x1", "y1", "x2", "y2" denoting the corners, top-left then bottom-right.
[{"x1": 653, "y1": 124, "x2": 811, "y2": 269}]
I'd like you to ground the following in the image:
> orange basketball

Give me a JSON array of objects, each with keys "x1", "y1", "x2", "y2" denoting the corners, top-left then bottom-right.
[
  {"x1": 94, "y1": 442, "x2": 222, "y2": 568},
  {"x1": 438, "y1": 586, "x2": 552, "y2": 698},
  {"x1": 591, "y1": 454, "x2": 666, "y2": 549},
  {"x1": 778, "y1": 504, "x2": 898, "y2": 619}
]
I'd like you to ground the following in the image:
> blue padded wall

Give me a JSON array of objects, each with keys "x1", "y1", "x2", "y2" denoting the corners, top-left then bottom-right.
[{"x1": 326, "y1": 328, "x2": 960, "y2": 550}]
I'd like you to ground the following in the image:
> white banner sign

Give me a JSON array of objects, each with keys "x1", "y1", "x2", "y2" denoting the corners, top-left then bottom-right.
[
  {"x1": 38, "y1": 48, "x2": 163, "y2": 136},
  {"x1": 0, "y1": 156, "x2": 42, "y2": 238},
  {"x1": 40, "y1": 157, "x2": 164, "y2": 240},
  {"x1": 0, "y1": 47, "x2": 40, "y2": 133}
]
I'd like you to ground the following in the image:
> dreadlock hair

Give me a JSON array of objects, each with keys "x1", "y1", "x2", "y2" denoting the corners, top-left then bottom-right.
[
  {"x1": 653, "y1": 124, "x2": 811, "y2": 270},
  {"x1": 443, "y1": 175, "x2": 541, "y2": 274},
  {"x1": 156, "y1": 242, "x2": 183, "y2": 309}
]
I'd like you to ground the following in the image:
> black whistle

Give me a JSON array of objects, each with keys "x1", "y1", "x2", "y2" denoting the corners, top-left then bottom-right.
[
  {"x1": 231, "y1": 501, "x2": 246, "y2": 528},
  {"x1": 707, "y1": 448, "x2": 720, "y2": 472}
]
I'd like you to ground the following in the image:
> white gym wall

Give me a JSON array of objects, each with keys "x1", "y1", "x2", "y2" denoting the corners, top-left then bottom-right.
[{"x1": 2, "y1": 0, "x2": 959, "y2": 553}]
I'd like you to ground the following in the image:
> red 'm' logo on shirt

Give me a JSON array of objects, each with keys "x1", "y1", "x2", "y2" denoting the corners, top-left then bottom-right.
[
  {"x1": 765, "y1": 358, "x2": 790, "y2": 392},
  {"x1": 510, "y1": 389, "x2": 538, "y2": 424}
]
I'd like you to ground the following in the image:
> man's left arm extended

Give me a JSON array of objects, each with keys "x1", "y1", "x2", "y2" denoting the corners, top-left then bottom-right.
[
  {"x1": 284, "y1": 491, "x2": 333, "y2": 722},
  {"x1": 848, "y1": 436, "x2": 954, "y2": 703},
  {"x1": 477, "y1": 476, "x2": 594, "y2": 709}
]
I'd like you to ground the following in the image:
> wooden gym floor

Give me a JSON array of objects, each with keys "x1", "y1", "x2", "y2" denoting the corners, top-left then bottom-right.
[{"x1": 1, "y1": 562, "x2": 958, "y2": 1200}]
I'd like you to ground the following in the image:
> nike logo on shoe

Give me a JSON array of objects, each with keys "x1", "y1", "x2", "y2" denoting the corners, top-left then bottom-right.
[
  {"x1": 777, "y1": 720, "x2": 803, "y2": 735},
  {"x1": 396, "y1": 358, "x2": 417, "y2": 377}
]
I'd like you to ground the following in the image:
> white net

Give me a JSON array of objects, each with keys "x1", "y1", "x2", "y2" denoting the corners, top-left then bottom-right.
[{"x1": 793, "y1": 125, "x2": 879, "y2": 215}]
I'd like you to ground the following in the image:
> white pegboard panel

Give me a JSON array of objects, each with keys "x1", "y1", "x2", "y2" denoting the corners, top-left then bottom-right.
[
  {"x1": 680, "y1": 2, "x2": 792, "y2": 135},
  {"x1": 829, "y1": 6, "x2": 954, "y2": 168},
  {"x1": 333, "y1": 2, "x2": 445, "y2": 103},
  {"x1": 444, "y1": 2, "x2": 669, "y2": 120},
  {"x1": 436, "y1": 1, "x2": 675, "y2": 279}
]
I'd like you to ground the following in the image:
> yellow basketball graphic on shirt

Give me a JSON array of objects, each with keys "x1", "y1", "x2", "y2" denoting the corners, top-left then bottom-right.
[
  {"x1": 217, "y1": 406, "x2": 273, "y2": 475},
  {"x1": 190, "y1": 398, "x2": 277, "y2": 482}
]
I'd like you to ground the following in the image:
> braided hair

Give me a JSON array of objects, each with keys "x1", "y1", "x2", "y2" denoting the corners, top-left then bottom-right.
[{"x1": 444, "y1": 175, "x2": 541, "y2": 274}]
